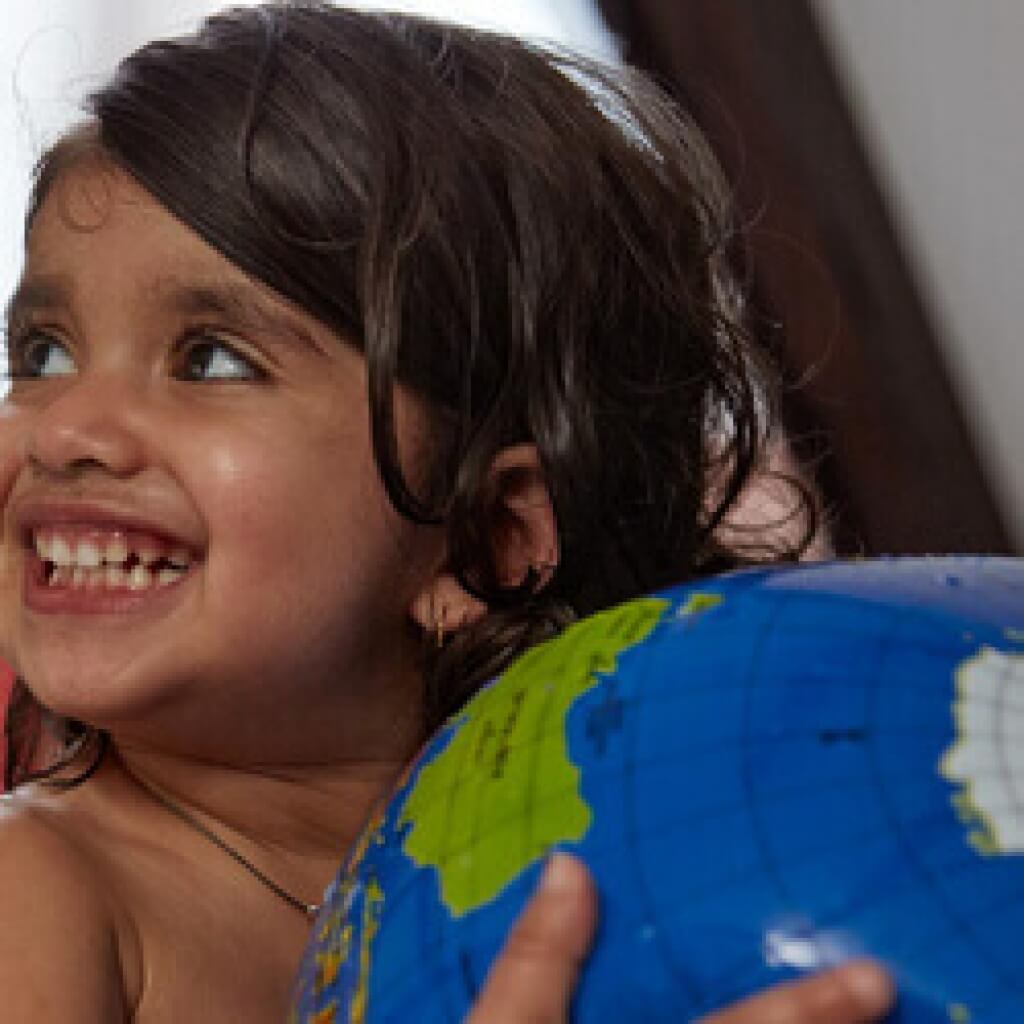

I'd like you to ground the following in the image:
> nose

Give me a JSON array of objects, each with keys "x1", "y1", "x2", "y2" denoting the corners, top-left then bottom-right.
[{"x1": 24, "y1": 372, "x2": 147, "y2": 480}]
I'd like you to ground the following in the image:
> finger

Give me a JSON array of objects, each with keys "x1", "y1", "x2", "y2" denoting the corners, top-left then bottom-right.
[
  {"x1": 465, "y1": 853, "x2": 597, "y2": 1024},
  {"x1": 698, "y1": 960, "x2": 895, "y2": 1024}
]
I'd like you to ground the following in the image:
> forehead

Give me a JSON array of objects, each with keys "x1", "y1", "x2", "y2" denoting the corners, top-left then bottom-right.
[
  {"x1": 28, "y1": 160, "x2": 237, "y2": 278},
  {"x1": 16, "y1": 161, "x2": 327, "y2": 355}
]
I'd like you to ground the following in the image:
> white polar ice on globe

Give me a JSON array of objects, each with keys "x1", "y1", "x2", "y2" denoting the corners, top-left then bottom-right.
[{"x1": 940, "y1": 646, "x2": 1024, "y2": 854}]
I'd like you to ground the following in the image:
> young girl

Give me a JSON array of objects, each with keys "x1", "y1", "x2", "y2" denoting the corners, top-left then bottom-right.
[{"x1": 0, "y1": 4, "x2": 893, "y2": 1021}]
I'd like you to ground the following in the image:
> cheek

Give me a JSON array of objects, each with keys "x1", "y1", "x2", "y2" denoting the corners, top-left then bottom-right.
[
  {"x1": 0, "y1": 404, "x2": 28, "y2": 508},
  {"x1": 0, "y1": 406, "x2": 30, "y2": 660},
  {"x1": 188, "y1": 426, "x2": 333, "y2": 540},
  {"x1": 181, "y1": 421, "x2": 413, "y2": 602}
]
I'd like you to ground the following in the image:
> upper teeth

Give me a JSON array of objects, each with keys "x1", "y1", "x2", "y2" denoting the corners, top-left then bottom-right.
[{"x1": 34, "y1": 531, "x2": 191, "y2": 571}]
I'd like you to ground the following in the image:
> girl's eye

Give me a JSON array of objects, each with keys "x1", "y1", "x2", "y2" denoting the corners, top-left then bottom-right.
[
  {"x1": 7, "y1": 331, "x2": 77, "y2": 379},
  {"x1": 175, "y1": 335, "x2": 263, "y2": 382}
]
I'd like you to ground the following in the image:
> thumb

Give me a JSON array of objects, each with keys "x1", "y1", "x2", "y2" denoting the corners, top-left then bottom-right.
[{"x1": 465, "y1": 853, "x2": 598, "y2": 1023}]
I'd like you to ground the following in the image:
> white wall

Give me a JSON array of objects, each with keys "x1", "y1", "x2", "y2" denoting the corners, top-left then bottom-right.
[
  {"x1": 0, "y1": 0, "x2": 616, "y2": 312},
  {"x1": 1, "y1": 1, "x2": 220, "y2": 308},
  {"x1": 811, "y1": 0, "x2": 1024, "y2": 546}
]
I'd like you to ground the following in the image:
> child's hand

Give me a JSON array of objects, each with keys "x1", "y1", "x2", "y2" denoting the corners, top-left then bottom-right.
[
  {"x1": 696, "y1": 962, "x2": 895, "y2": 1023},
  {"x1": 467, "y1": 853, "x2": 895, "y2": 1023},
  {"x1": 465, "y1": 853, "x2": 596, "y2": 1023}
]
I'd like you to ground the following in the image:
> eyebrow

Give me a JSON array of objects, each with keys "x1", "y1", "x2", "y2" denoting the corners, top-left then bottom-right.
[
  {"x1": 4, "y1": 274, "x2": 326, "y2": 358},
  {"x1": 156, "y1": 279, "x2": 326, "y2": 357},
  {"x1": 4, "y1": 276, "x2": 72, "y2": 328}
]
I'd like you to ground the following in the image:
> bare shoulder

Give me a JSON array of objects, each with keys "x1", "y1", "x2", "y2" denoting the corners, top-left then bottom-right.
[{"x1": 0, "y1": 791, "x2": 131, "y2": 1021}]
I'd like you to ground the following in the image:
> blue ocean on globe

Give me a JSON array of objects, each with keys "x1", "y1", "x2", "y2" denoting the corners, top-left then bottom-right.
[{"x1": 291, "y1": 557, "x2": 1024, "y2": 1023}]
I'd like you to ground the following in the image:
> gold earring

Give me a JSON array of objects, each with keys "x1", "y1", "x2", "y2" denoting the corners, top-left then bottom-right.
[{"x1": 432, "y1": 599, "x2": 448, "y2": 650}]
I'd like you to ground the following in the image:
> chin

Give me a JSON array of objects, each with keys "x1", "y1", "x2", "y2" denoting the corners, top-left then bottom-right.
[{"x1": 13, "y1": 648, "x2": 172, "y2": 731}]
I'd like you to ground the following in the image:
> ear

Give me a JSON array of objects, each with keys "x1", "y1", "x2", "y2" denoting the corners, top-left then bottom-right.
[
  {"x1": 408, "y1": 444, "x2": 558, "y2": 638},
  {"x1": 486, "y1": 444, "x2": 559, "y2": 592}
]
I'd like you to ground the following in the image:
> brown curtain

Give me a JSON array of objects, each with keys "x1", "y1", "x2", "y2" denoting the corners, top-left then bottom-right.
[{"x1": 597, "y1": 0, "x2": 1012, "y2": 555}]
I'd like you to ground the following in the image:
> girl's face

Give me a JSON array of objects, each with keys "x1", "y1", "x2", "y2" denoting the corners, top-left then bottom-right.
[{"x1": 0, "y1": 159, "x2": 440, "y2": 763}]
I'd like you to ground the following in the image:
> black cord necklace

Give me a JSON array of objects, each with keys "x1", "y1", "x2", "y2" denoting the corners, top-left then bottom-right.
[{"x1": 135, "y1": 775, "x2": 321, "y2": 920}]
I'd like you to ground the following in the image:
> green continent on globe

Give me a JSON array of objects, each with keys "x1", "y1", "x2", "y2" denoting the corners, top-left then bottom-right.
[{"x1": 398, "y1": 596, "x2": 671, "y2": 916}]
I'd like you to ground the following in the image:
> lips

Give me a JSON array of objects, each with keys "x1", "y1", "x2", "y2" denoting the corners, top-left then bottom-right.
[{"x1": 13, "y1": 504, "x2": 202, "y2": 614}]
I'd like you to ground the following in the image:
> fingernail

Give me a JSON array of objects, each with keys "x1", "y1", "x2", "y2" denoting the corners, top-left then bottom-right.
[
  {"x1": 840, "y1": 961, "x2": 896, "y2": 1011},
  {"x1": 541, "y1": 852, "x2": 578, "y2": 894}
]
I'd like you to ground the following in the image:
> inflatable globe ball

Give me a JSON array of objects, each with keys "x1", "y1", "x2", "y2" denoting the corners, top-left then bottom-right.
[{"x1": 291, "y1": 557, "x2": 1024, "y2": 1023}]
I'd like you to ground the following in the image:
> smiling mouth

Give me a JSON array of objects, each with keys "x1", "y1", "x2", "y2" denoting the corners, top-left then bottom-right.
[{"x1": 29, "y1": 526, "x2": 195, "y2": 593}]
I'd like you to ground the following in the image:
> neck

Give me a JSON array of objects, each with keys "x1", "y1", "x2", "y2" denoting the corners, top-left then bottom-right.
[
  {"x1": 96, "y1": 729, "x2": 415, "y2": 921},
  {"x1": 108, "y1": 736, "x2": 416, "y2": 901},
  {"x1": 100, "y1": 655, "x2": 428, "y2": 865}
]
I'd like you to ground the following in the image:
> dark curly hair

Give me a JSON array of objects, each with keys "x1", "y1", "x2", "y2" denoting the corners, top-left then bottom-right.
[{"x1": 4, "y1": 2, "x2": 814, "y2": 788}]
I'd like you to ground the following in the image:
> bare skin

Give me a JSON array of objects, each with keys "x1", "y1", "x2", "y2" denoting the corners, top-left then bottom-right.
[
  {"x1": 0, "y1": 755, "x2": 359, "y2": 1019},
  {"x1": 472, "y1": 855, "x2": 895, "y2": 1024},
  {"x1": 0, "y1": 159, "x2": 439, "y2": 1022},
  {"x1": 0, "y1": 162, "x2": 893, "y2": 1022},
  {"x1": 0, "y1": 770, "x2": 894, "y2": 1022}
]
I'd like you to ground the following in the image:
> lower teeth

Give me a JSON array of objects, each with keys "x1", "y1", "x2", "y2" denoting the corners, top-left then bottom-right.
[{"x1": 46, "y1": 563, "x2": 186, "y2": 590}]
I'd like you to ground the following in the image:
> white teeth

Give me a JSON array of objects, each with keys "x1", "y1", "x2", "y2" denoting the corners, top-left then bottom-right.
[
  {"x1": 50, "y1": 536, "x2": 73, "y2": 567},
  {"x1": 105, "y1": 536, "x2": 129, "y2": 564},
  {"x1": 127, "y1": 564, "x2": 152, "y2": 591},
  {"x1": 38, "y1": 528, "x2": 194, "y2": 589},
  {"x1": 75, "y1": 539, "x2": 102, "y2": 568}
]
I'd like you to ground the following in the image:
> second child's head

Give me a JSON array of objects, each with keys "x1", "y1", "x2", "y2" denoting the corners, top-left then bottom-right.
[{"x1": 1, "y1": 3, "x2": 810, "y2": 782}]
